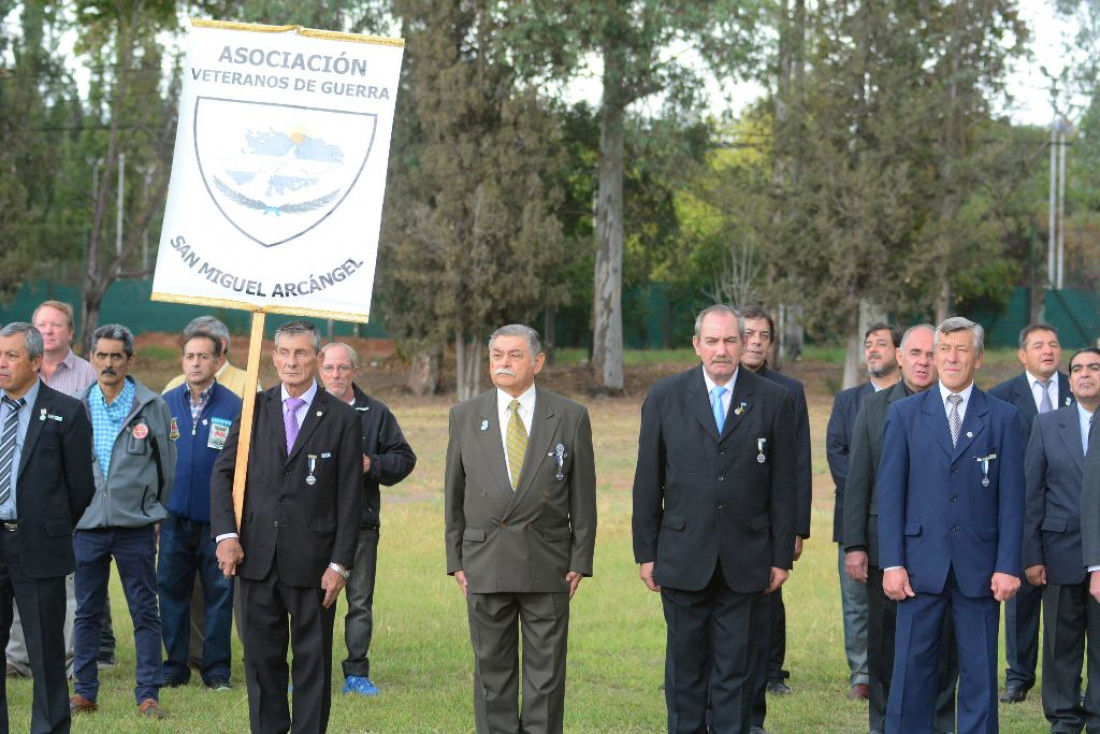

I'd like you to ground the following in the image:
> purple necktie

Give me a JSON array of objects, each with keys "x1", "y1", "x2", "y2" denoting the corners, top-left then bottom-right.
[{"x1": 284, "y1": 397, "x2": 304, "y2": 454}]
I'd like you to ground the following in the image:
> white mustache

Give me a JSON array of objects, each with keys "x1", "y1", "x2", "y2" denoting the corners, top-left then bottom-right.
[{"x1": 495, "y1": 368, "x2": 517, "y2": 377}]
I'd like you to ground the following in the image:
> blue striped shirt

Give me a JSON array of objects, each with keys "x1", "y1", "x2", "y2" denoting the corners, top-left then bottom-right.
[{"x1": 89, "y1": 378, "x2": 136, "y2": 478}]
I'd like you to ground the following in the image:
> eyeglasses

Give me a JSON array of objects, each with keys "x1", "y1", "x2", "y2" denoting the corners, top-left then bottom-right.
[{"x1": 320, "y1": 364, "x2": 354, "y2": 374}]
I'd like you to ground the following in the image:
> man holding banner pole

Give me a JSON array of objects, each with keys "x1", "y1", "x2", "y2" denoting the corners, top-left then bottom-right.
[{"x1": 211, "y1": 320, "x2": 361, "y2": 734}]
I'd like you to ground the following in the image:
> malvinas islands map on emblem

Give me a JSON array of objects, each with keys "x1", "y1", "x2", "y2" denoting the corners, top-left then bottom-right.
[{"x1": 194, "y1": 97, "x2": 377, "y2": 247}]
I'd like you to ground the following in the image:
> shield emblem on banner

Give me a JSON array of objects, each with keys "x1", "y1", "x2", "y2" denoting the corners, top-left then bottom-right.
[{"x1": 194, "y1": 97, "x2": 378, "y2": 248}]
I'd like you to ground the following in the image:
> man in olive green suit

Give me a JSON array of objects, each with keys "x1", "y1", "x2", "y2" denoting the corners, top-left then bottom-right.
[{"x1": 444, "y1": 324, "x2": 597, "y2": 734}]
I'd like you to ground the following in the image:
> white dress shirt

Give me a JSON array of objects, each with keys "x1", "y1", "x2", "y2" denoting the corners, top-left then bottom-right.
[
  {"x1": 939, "y1": 381, "x2": 975, "y2": 427},
  {"x1": 1026, "y1": 370, "x2": 1061, "y2": 413},
  {"x1": 498, "y1": 385, "x2": 536, "y2": 487},
  {"x1": 1080, "y1": 403, "x2": 1095, "y2": 457}
]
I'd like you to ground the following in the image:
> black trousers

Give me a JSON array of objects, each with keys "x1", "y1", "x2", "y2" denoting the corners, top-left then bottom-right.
[
  {"x1": 664, "y1": 561, "x2": 760, "y2": 734},
  {"x1": 1040, "y1": 580, "x2": 1100, "y2": 733},
  {"x1": 240, "y1": 565, "x2": 335, "y2": 734},
  {"x1": 0, "y1": 530, "x2": 70, "y2": 734},
  {"x1": 1004, "y1": 576, "x2": 1042, "y2": 690}
]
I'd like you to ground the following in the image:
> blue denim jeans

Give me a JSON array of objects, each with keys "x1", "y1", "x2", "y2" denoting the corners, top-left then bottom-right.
[
  {"x1": 157, "y1": 515, "x2": 233, "y2": 684},
  {"x1": 73, "y1": 526, "x2": 164, "y2": 704}
]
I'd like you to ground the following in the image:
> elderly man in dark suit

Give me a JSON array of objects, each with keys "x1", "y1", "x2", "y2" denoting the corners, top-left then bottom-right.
[
  {"x1": 634, "y1": 304, "x2": 796, "y2": 734},
  {"x1": 826, "y1": 322, "x2": 900, "y2": 702},
  {"x1": 1024, "y1": 347, "x2": 1100, "y2": 732},
  {"x1": 879, "y1": 316, "x2": 1025, "y2": 734},
  {"x1": 0, "y1": 322, "x2": 95, "y2": 734},
  {"x1": 444, "y1": 324, "x2": 596, "y2": 734},
  {"x1": 990, "y1": 323, "x2": 1073, "y2": 704},
  {"x1": 844, "y1": 324, "x2": 957, "y2": 734},
  {"x1": 211, "y1": 320, "x2": 361, "y2": 734}
]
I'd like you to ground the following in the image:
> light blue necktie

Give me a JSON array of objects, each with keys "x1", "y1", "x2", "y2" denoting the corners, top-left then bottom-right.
[{"x1": 711, "y1": 386, "x2": 727, "y2": 432}]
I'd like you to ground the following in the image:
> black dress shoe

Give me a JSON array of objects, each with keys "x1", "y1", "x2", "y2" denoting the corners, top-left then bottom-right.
[
  {"x1": 998, "y1": 685, "x2": 1028, "y2": 703},
  {"x1": 766, "y1": 680, "x2": 792, "y2": 695}
]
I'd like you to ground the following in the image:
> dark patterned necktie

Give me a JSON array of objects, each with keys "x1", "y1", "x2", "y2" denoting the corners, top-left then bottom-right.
[{"x1": 0, "y1": 397, "x2": 27, "y2": 506}]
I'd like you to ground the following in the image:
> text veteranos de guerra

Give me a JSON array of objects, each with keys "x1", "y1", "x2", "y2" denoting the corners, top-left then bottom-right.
[{"x1": 188, "y1": 45, "x2": 394, "y2": 100}]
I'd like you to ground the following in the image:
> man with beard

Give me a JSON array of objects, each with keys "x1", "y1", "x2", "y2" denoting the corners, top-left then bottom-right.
[
  {"x1": 989, "y1": 324, "x2": 1073, "y2": 704},
  {"x1": 826, "y1": 323, "x2": 900, "y2": 701},
  {"x1": 844, "y1": 324, "x2": 958, "y2": 734}
]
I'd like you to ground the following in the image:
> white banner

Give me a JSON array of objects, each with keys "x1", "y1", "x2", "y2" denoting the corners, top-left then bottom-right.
[{"x1": 152, "y1": 20, "x2": 404, "y2": 323}]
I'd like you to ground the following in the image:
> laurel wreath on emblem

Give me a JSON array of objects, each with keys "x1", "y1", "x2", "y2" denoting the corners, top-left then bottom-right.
[{"x1": 212, "y1": 176, "x2": 342, "y2": 216}]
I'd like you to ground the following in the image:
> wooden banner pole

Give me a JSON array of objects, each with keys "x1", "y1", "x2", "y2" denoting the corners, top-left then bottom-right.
[{"x1": 232, "y1": 310, "x2": 266, "y2": 531}]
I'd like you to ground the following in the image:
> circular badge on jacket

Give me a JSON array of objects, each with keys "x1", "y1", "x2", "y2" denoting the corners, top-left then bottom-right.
[{"x1": 132, "y1": 423, "x2": 149, "y2": 439}]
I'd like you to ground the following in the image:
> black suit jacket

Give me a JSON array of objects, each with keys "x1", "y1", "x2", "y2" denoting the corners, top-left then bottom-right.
[
  {"x1": 210, "y1": 383, "x2": 362, "y2": 587},
  {"x1": 12, "y1": 381, "x2": 95, "y2": 578},
  {"x1": 989, "y1": 371, "x2": 1073, "y2": 435},
  {"x1": 351, "y1": 383, "x2": 416, "y2": 528},
  {"x1": 632, "y1": 367, "x2": 797, "y2": 593},
  {"x1": 843, "y1": 381, "x2": 912, "y2": 566},
  {"x1": 1076, "y1": 411, "x2": 1100, "y2": 567},
  {"x1": 756, "y1": 365, "x2": 812, "y2": 538},
  {"x1": 826, "y1": 382, "x2": 875, "y2": 544},
  {"x1": 1023, "y1": 406, "x2": 1088, "y2": 585}
]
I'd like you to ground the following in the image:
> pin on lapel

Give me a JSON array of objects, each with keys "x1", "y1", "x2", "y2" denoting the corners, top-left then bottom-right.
[
  {"x1": 39, "y1": 408, "x2": 47, "y2": 421},
  {"x1": 480, "y1": 419, "x2": 489, "y2": 431},
  {"x1": 1066, "y1": 396, "x2": 1073, "y2": 407},
  {"x1": 965, "y1": 431, "x2": 973, "y2": 439},
  {"x1": 734, "y1": 401, "x2": 748, "y2": 416},
  {"x1": 316, "y1": 411, "x2": 323, "y2": 417}
]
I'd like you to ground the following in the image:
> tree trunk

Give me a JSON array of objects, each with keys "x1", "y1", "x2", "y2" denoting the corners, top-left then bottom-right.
[
  {"x1": 455, "y1": 331, "x2": 482, "y2": 402},
  {"x1": 406, "y1": 345, "x2": 441, "y2": 396},
  {"x1": 542, "y1": 307, "x2": 556, "y2": 366},
  {"x1": 592, "y1": 41, "x2": 625, "y2": 393},
  {"x1": 841, "y1": 306, "x2": 861, "y2": 390}
]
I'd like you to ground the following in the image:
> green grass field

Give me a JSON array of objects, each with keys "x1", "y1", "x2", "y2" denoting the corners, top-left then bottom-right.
[{"x1": 4, "y1": 352, "x2": 1052, "y2": 732}]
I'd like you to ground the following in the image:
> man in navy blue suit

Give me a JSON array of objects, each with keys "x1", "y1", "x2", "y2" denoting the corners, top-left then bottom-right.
[
  {"x1": 879, "y1": 316, "x2": 1026, "y2": 734},
  {"x1": 988, "y1": 323, "x2": 1073, "y2": 704}
]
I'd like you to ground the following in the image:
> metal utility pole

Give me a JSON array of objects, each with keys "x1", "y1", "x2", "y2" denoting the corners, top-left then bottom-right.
[
  {"x1": 1048, "y1": 117, "x2": 1069, "y2": 291},
  {"x1": 116, "y1": 152, "x2": 125, "y2": 275},
  {"x1": 1057, "y1": 119, "x2": 1067, "y2": 290}
]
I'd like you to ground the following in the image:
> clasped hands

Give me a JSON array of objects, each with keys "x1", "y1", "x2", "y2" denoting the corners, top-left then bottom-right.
[
  {"x1": 638, "y1": 562, "x2": 788, "y2": 595},
  {"x1": 216, "y1": 537, "x2": 347, "y2": 608},
  {"x1": 883, "y1": 567, "x2": 1020, "y2": 602}
]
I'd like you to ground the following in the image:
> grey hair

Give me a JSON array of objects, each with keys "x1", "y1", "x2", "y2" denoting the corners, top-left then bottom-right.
[
  {"x1": 899, "y1": 323, "x2": 936, "y2": 351},
  {"x1": 0, "y1": 322, "x2": 44, "y2": 360},
  {"x1": 487, "y1": 325, "x2": 543, "y2": 357},
  {"x1": 91, "y1": 324, "x2": 135, "y2": 358},
  {"x1": 934, "y1": 316, "x2": 985, "y2": 355},
  {"x1": 694, "y1": 304, "x2": 745, "y2": 339},
  {"x1": 274, "y1": 320, "x2": 321, "y2": 353},
  {"x1": 184, "y1": 316, "x2": 231, "y2": 351},
  {"x1": 320, "y1": 342, "x2": 359, "y2": 369}
]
